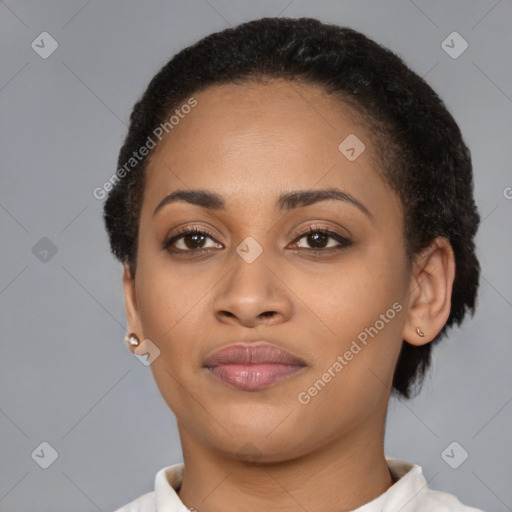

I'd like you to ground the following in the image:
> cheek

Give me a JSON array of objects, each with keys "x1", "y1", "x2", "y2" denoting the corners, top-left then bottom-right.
[
  {"x1": 136, "y1": 252, "x2": 212, "y2": 333},
  {"x1": 291, "y1": 251, "x2": 404, "y2": 332},
  {"x1": 293, "y1": 271, "x2": 405, "y2": 438},
  {"x1": 291, "y1": 246, "x2": 407, "y2": 386},
  {"x1": 134, "y1": 263, "x2": 210, "y2": 414}
]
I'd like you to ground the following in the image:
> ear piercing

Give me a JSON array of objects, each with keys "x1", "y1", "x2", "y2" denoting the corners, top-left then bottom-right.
[
  {"x1": 124, "y1": 333, "x2": 140, "y2": 348},
  {"x1": 127, "y1": 329, "x2": 426, "y2": 346}
]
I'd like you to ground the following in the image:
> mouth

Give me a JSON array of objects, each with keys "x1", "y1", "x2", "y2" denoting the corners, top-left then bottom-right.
[{"x1": 203, "y1": 342, "x2": 307, "y2": 391}]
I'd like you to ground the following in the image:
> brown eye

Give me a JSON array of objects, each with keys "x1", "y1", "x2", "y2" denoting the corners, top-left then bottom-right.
[
  {"x1": 291, "y1": 227, "x2": 352, "y2": 252},
  {"x1": 164, "y1": 228, "x2": 222, "y2": 253}
]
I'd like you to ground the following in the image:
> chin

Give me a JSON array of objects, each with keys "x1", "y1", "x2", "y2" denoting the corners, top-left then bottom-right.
[{"x1": 207, "y1": 426, "x2": 312, "y2": 464}]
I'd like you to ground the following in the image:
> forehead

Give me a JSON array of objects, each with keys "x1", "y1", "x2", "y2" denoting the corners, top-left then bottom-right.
[
  {"x1": 149, "y1": 78, "x2": 370, "y2": 162},
  {"x1": 142, "y1": 79, "x2": 394, "y2": 217}
]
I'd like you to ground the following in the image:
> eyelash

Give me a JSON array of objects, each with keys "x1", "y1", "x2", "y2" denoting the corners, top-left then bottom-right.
[{"x1": 163, "y1": 225, "x2": 352, "y2": 255}]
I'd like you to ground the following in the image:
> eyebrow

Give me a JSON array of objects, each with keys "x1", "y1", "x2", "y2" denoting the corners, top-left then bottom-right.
[{"x1": 152, "y1": 188, "x2": 374, "y2": 221}]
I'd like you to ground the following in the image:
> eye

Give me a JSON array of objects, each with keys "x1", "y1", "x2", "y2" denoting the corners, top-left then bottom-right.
[
  {"x1": 290, "y1": 226, "x2": 352, "y2": 252},
  {"x1": 163, "y1": 225, "x2": 352, "y2": 255},
  {"x1": 163, "y1": 227, "x2": 222, "y2": 253}
]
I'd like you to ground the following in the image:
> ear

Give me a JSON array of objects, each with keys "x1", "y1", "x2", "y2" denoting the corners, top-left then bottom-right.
[
  {"x1": 403, "y1": 237, "x2": 456, "y2": 346},
  {"x1": 122, "y1": 261, "x2": 143, "y2": 349}
]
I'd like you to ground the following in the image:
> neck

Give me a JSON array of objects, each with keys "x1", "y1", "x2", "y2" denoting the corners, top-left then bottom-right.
[{"x1": 177, "y1": 417, "x2": 393, "y2": 512}]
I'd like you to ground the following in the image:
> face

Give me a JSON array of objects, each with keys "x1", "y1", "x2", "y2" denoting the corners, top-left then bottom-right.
[{"x1": 124, "y1": 79, "x2": 417, "y2": 462}]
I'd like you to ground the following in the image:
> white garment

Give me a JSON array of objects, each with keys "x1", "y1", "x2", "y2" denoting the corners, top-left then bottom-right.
[{"x1": 112, "y1": 457, "x2": 485, "y2": 512}]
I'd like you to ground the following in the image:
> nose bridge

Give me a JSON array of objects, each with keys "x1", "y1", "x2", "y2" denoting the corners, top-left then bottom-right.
[
  {"x1": 228, "y1": 232, "x2": 275, "y2": 299},
  {"x1": 212, "y1": 230, "x2": 291, "y2": 325}
]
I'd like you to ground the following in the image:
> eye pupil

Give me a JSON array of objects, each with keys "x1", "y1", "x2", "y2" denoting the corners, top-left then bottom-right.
[
  {"x1": 308, "y1": 231, "x2": 328, "y2": 248},
  {"x1": 185, "y1": 233, "x2": 206, "y2": 249}
]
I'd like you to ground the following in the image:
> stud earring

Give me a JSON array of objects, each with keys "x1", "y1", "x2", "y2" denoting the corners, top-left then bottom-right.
[
  {"x1": 416, "y1": 326, "x2": 425, "y2": 337},
  {"x1": 124, "y1": 333, "x2": 140, "y2": 348}
]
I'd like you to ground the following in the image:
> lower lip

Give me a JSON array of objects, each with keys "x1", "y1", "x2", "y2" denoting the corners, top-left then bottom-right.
[{"x1": 206, "y1": 363, "x2": 305, "y2": 391}]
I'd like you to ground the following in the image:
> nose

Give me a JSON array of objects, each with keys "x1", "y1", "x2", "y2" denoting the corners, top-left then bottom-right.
[{"x1": 212, "y1": 247, "x2": 293, "y2": 328}]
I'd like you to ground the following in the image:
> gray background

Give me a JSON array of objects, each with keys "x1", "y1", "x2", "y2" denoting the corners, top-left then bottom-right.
[{"x1": 1, "y1": 1, "x2": 511, "y2": 511}]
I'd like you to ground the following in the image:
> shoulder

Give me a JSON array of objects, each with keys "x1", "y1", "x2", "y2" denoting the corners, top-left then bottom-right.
[
  {"x1": 416, "y1": 487, "x2": 486, "y2": 511},
  {"x1": 110, "y1": 491, "x2": 156, "y2": 512},
  {"x1": 109, "y1": 463, "x2": 186, "y2": 512},
  {"x1": 382, "y1": 458, "x2": 486, "y2": 512}
]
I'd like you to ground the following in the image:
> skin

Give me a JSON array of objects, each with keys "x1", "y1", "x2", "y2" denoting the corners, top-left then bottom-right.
[{"x1": 122, "y1": 78, "x2": 455, "y2": 512}]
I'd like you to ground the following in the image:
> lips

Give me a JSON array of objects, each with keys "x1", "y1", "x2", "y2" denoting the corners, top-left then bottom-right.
[
  {"x1": 204, "y1": 343, "x2": 305, "y2": 366},
  {"x1": 203, "y1": 343, "x2": 306, "y2": 391}
]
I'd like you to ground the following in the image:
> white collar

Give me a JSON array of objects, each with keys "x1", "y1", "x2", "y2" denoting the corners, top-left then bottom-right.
[{"x1": 120, "y1": 457, "x2": 481, "y2": 511}]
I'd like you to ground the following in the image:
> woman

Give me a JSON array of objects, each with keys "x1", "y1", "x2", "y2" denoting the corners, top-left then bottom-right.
[{"x1": 104, "y1": 17, "x2": 483, "y2": 511}]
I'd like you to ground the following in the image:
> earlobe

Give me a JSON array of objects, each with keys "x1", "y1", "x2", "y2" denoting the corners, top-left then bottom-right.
[{"x1": 402, "y1": 237, "x2": 456, "y2": 346}]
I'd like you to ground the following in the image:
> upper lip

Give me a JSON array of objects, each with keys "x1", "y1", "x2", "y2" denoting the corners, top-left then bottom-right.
[{"x1": 203, "y1": 342, "x2": 307, "y2": 367}]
